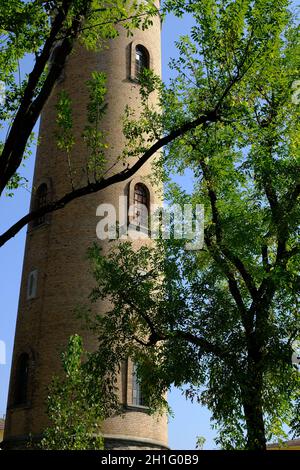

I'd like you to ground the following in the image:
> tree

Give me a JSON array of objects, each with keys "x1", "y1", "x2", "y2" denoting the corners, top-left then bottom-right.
[
  {"x1": 40, "y1": 334, "x2": 106, "y2": 450},
  {"x1": 79, "y1": 0, "x2": 300, "y2": 450}
]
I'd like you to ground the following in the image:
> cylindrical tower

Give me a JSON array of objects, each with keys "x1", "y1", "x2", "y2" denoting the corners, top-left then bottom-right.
[{"x1": 3, "y1": 8, "x2": 167, "y2": 450}]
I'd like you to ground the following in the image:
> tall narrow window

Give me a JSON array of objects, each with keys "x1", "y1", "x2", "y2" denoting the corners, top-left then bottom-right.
[
  {"x1": 34, "y1": 183, "x2": 48, "y2": 227},
  {"x1": 27, "y1": 270, "x2": 38, "y2": 300},
  {"x1": 132, "y1": 364, "x2": 145, "y2": 406},
  {"x1": 135, "y1": 45, "x2": 149, "y2": 78},
  {"x1": 134, "y1": 183, "x2": 149, "y2": 229},
  {"x1": 14, "y1": 353, "x2": 29, "y2": 406}
]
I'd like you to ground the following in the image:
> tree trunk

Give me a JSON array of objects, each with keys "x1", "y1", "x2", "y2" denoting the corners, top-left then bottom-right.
[
  {"x1": 242, "y1": 364, "x2": 267, "y2": 450},
  {"x1": 243, "y1": 395, "x2": 266, "y2": 450}
]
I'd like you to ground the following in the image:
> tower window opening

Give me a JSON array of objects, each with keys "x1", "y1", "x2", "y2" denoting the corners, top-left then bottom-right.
[
  {"x1": 135, "y1": 45, "x2": 149, "y2": 78},
  {"x1": 14, "y1": 353, "x2": 30, "y2": 406},
  {"x1": 133, "y1": 183, "x2": 150, "y2": 229},
  {"x1": 132, "y1": 364, "x2": 146, "y2": 407},
  {"x1": 27, "y1": 270, "x2": 38, "y2": 300},
  {"x1": 34, "y1": 183, "x2": 48, "y2": 227}
]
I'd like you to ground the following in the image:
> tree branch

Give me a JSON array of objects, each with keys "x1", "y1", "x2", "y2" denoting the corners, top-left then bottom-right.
[
  {"x1": 204, "y1": 233, "x2": 249, "y2": 322},
  {"x1": 133, "y1": 322, "x2": 227, "y2": 360},
  {"x1": 123, "y1": 278, "x2": 228, "y2": 360},
  {"x1": 0, "y1": 108, "x2": 220, "y2": 247},
  {"x1": 172, "y1": 329, "x2": 227, "y2": 359},
  {"x1": 261, "y1": 244, "x2": 270, "y2": 272},
  {"x1": 0, "y1": 0, "x2": 91, "y2": 196},
  {"x1": 198, "y1": 152, "x2": 258, "y2": 300}
]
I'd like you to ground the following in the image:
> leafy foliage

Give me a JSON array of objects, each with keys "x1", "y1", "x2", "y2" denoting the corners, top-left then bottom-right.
[
  {"x1": 83, "y1": 71, "x2": 108, "y2": 182},
  {"x1": 40, "y1": 334, "x2": 104, "y2": 450}
]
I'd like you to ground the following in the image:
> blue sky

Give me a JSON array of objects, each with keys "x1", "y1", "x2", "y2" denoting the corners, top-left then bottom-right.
[{"x1": 0, "y1": 10, "x2": 217, "y2": 450}]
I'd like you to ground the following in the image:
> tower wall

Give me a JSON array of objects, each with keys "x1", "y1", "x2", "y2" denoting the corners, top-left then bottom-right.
[{"x1": 3, "y1": 12, "x2": 167, "y2": 450}]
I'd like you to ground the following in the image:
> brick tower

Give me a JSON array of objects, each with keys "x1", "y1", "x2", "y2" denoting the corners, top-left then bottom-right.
[{"x1": 3, "y1": 7, "x2": 168, "y2": 450}]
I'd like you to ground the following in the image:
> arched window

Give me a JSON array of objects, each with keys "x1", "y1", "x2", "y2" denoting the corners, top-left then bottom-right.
[
  {"x1": 135, "y1": 45, "x2": 149, "y2": 78},
  {"x1": 14, "y1": 353, "x2": 30, "y2": 406},
  {"x1": 34, "y1": 183, "x2": 48, "y2": 227},
  {"x1": 134, "y1": 183, "x2": 150, "y2": 228},
  {"x1": 132, "y1": 364, "x2": 146, "y2": 406}
]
